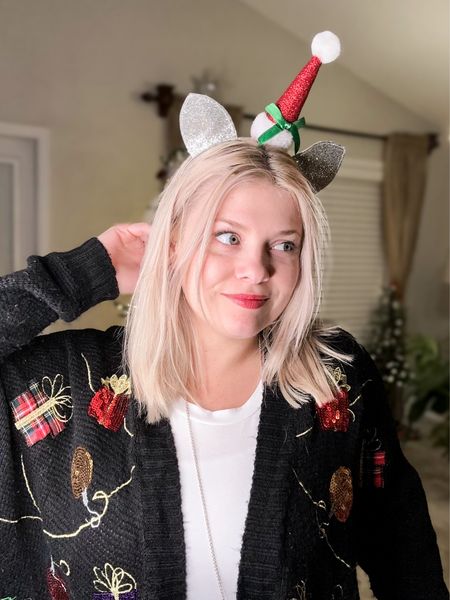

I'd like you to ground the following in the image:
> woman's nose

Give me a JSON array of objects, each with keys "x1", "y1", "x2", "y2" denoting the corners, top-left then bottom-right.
[{"x1": 235, "y1": 250, "x2": 272, "y2": 283}]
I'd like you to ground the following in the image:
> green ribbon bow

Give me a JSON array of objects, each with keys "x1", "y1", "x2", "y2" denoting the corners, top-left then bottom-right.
[{"x1": 257, "y1": 103, "x2": 306, "y2": 153}]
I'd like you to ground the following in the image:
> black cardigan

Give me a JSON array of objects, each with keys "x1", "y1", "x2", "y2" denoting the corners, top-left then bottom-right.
[{"x1": 0, "y1": 238, "x2": 447, "y2": 599}]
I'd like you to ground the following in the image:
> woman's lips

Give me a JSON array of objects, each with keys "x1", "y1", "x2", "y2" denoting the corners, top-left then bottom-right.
[{"x1": 222, "y1": 294, "x2": 269, "y2": 309}]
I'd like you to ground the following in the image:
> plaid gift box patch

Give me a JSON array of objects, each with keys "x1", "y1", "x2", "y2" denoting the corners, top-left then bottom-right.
[
  {"x1": 11, "y1": 375, "x2": 73, "y2": 447},
  {"x1": 359, "y1": 427, "x2": 386, "y2": 488}
]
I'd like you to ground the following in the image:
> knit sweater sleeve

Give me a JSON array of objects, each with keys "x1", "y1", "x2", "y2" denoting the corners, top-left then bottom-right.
[
  {"x1": 352, "y1": 340, "x2": 449, "y2": 599},
  {"x1": 0, "y1": 237, "x2": 119, "y2": 363}
]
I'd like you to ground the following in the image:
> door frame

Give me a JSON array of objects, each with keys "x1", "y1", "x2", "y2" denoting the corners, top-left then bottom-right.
[{"x1": 0, "y1": 122, "x2": 50, "y2": 256}]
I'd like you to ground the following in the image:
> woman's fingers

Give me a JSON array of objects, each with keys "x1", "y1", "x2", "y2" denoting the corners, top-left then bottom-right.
[{"x1": 126, "y1": 222, "x2": 151, "y2": 241}]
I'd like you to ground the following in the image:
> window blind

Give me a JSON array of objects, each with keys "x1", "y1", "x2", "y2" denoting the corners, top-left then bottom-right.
[{"x1": 318, "y1": 159, "x2": 385, "y2": 344}]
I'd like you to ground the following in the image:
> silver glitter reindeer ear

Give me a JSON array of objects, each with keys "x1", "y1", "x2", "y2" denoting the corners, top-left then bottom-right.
[
  {"x1": 294, "y1": 141, "x2": 345, "y2": 193},
  {"x1": 180, "y1": 93, "x2": 237, "y2": 157}
]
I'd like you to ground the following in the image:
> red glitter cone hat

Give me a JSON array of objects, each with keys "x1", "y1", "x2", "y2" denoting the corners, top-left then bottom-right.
[{"x1": 251, "y1": 31, "x2": 341, "y2": 152}]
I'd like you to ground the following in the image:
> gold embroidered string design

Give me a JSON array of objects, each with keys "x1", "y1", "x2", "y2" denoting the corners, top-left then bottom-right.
[
  {"x1": 0, "y1": 514, "x2": 43, "y2": 525},
  {"x1": 13, "y1": 375, "x2": 72, "y2": 431},
  {"x1": 347, "y1": 378, "x2": 372, "y2": 424},
  {"x1": 292, "y1": 467, "x2": 352, "y2": 570},
  {"x1": 50, "y1": 554, "x2": 71, "y2": 577},
  {"x1": 292, "y1": 468, "x2": 327, "y2": 512},
  {"x1": 0, "y1": 454, "x2": 44, "y2": 525},
  {"x1": 58, "y1": 560, "x2": 71, "y2": 576},
  {"x1": 81, "y1": 353, "x2": 95, "y2": 393},
  {"x1": 43, "y1": 466, "x2": 135, "y2": 539},
  {"x1": 0, "y1": 455, "x2": 135, "y2": 540},
  {"x1": 101, "y1": 374, "x2": 131, "y2": 396},
  {"x1": 123, "y1": 418, "x2": 134, "y2": 437},
  {"x1": 296, "y1": 426, "x2": 313, "y2": 438},
  {"x1": 349, "y1": 379, "x2": 372, "y2": 408},
  {"x1": 291, "y1": 579, "x2": 307, "y2": 600},
  {"x1": 93, "y1": 563, "x2": 137, "y2": 600},
  {"x1": 21, "y1": 455, "x2": 41, "y2": 514},
  {"x1": 331, "y1": 584, "x2": 344, "y2": 599}
]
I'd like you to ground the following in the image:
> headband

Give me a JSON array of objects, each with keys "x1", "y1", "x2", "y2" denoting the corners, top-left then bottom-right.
[{"x1": 179, "y1": 31, "x2": 345, "y2": 193}]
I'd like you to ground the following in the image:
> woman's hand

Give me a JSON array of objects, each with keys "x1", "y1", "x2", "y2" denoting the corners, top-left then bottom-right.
[{"x1": 97, "y1": 223, "x2": 150, "y2": 295}]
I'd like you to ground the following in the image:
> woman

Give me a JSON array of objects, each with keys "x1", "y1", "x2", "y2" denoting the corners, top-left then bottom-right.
[{"x1": 1, "y1": 35, "x2": 448, "y2": 600}]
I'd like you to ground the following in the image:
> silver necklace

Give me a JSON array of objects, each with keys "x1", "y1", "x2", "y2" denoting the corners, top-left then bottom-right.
[
  {"x1": 185, "y1": 400, "x2": 227, "y2": 600},
  {"x1": 184, "y1": 343, "x2": 263, "y2": 600}
]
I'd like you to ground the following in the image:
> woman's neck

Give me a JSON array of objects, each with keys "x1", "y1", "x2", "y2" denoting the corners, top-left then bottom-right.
[{"x1": 188, "y1": 335, "x2": 262, "y2": 410}]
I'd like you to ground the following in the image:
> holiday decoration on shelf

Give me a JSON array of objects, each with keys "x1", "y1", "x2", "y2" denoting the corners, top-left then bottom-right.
[
  {"x1": 155, "y1": 148, "x2": 189, "y2": 187},
  {"x1": 191, "y1": 69, "x2": 221, "y2": 99},
  {"x1": 88, "y1": 375, "x2": 132, "y2": 432},
  {"x1": 11, "y1": 375, "x2": 73, "y2": 447},
  {"x1": 367, "y1": 286, "x2": 410, "y2": 401}
]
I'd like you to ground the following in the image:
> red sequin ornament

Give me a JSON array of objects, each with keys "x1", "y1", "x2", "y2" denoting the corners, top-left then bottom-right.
[
  {"x1": 47, "y1": 569, "x2": 69, "y2": 600},
  {"x1": 88, "y1": 374, "x2": 131, "y2": 432},
  {"x1": 317, "y1": 389, "x2": 350, "y2": 432}
]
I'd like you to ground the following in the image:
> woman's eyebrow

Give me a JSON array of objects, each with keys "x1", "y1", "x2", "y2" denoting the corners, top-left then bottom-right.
[{"x1": 215, "y1": 219, "x2": 301, "y2": 237}]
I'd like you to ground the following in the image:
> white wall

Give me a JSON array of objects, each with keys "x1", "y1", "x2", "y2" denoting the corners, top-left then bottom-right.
[
  {"x1": 407, "y1": 139, "x2": 449, "y2": 354},
  {"x1": 0, "y1": 0, "x2": 446, "y2": 344}
]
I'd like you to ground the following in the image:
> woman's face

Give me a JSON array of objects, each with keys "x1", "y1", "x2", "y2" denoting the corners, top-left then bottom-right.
[{"x1": 182, "y1": 179, "x2": 303, "y2": 344}]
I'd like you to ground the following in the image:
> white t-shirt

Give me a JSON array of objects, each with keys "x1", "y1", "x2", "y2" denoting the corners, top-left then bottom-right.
[{"x1": 169, "y1": 380, "x2": 263, "y2": 600}]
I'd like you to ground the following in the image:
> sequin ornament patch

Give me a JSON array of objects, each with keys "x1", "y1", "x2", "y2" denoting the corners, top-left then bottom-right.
[
  {"x1": 329, "y1": 466, "x2": 353, "y2": 523},
  {"x1": 317, "y1": 367, "x2": 351, "y2": 432},
  {"x1": 47, "y1": 567, "x2": 70, "y2": 600},
  {"x1": 88, "y1": 375, "x2": 131, "y2": 432},
  {"x1": 11, "y1": 375, "x2": 73, "y2": 446}
]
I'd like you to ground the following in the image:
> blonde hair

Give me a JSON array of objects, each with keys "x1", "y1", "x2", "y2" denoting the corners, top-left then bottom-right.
[{"x1": 123, "y1": 138, "x2": 352, "y2": 423}]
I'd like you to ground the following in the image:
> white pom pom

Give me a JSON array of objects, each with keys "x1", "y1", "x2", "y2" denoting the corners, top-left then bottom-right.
[
  {"x1": 250, "y1": 112, "x2": 293, "y2": 150},
  {"x1": 311, "y1": 31, "x2": 340, "y2": 64}
]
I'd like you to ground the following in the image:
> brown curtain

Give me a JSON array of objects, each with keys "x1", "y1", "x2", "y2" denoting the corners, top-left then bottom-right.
[
  {"x1": 381, "y1": 133, "x2": 429, "y2": 423},
  {"x1": 382, "y1": 133, "x2": 429, "y2": 299},
  {"x1": 166, "y1": 95, "x2": 243, "y2": 154}
]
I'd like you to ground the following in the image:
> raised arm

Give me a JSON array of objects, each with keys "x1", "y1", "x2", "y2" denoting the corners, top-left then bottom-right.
[{"x1": 0, "y1": 223, "x2": 150, "y2": 363}]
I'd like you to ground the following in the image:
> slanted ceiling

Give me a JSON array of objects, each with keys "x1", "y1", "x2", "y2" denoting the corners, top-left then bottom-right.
[{"x1": 239, "y1": 0, "x2": 449, "y2": 132}]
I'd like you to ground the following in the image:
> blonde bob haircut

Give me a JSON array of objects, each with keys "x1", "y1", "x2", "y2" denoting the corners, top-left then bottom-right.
[{"x1": 123, "y1": 138, "x2": 353, "y2": 423}]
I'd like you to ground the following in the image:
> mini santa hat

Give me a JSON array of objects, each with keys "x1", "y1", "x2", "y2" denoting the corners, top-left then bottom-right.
[
  {"x1": 251, "y1": 31, "x2": 341, "y2": 152},
  {"x1": 179, "y1": 31, "x2": 345, "y2": 192}
]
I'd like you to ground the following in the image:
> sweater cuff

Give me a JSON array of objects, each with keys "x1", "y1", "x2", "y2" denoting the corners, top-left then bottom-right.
[{"x1": 50, "y1": 237, "x2": 119, "y2": 319}]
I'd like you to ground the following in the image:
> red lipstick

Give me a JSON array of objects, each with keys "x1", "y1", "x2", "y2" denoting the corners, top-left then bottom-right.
[{"x1": 223, "y1": 294, "x2": 269, "y2": 309}]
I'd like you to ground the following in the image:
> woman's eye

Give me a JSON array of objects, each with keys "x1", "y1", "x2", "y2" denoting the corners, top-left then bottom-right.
[
  {"x1": 273, "y1": 241, "x2": 297, "y2": 253},
  {"x1": 215, "y1": 232, "x2": 240, "y2": 245}
]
